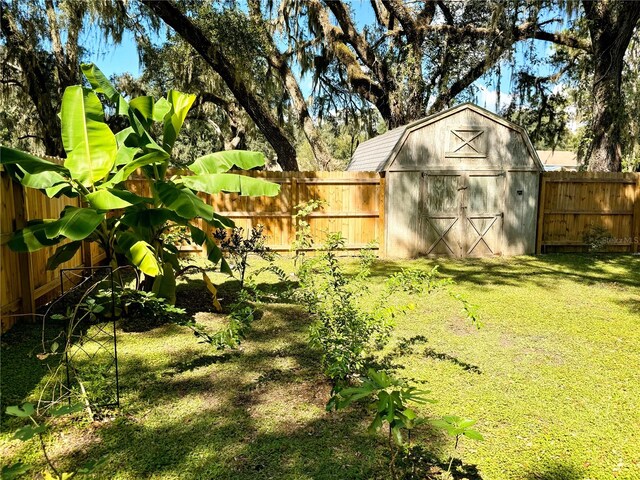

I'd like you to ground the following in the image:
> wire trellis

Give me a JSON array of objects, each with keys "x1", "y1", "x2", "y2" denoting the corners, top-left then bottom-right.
[{"x1": 58, "y1": 266, "x2": 120, "y2": 409}]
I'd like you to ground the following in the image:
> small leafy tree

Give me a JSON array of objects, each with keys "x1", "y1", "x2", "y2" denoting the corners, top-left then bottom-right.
[
  {"x1": 213, "y1": 225, "x2": 275, "y2": 287},
  {"x1": 0, "y1": 63, "x2": 279, "y2": 302},
  {"x1": 327, "y1": 369, "x2": 434, "y2": 479}
]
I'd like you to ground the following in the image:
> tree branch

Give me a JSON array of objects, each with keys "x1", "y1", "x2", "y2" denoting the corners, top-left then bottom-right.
[{"x1": 141, "y1": 0, "x2": 299, "y2": 170}]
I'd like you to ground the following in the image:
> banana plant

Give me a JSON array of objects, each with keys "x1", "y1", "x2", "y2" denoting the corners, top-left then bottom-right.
[{"x1": 1, "y1": 63, "x2": 279, "y2": 302}]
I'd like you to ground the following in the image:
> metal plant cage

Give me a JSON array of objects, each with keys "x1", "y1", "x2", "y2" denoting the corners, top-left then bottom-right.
[{"x1": 57, "y1": 266, "x2": 120, "y2": 408}]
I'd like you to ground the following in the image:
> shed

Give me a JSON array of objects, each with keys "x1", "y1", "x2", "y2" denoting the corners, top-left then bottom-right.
[{"x1": 348, "y1": 103, "x2": 543, "y2": 258}]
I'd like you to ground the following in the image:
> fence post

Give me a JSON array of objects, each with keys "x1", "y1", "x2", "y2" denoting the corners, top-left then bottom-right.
[
  {"x1": 12, "y1": 180, "x2": 36, "y2": 320},
  {"x1": 634, "y1": 175, "x2": 640, "y2": 254},
  {"x1": 536, "y1": 173, "x2": 547, "y2": 254},
  {"x1": 378, "y1": 174, "x2": 386, "y2": 257},
  {"x1": 290, "y1": 175, "x2": 298, "y2": 247}
]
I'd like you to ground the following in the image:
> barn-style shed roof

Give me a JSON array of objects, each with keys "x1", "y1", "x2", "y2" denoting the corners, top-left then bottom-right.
[{"x1": 347, "y1": 102, "x2": 543, "y2": 172}]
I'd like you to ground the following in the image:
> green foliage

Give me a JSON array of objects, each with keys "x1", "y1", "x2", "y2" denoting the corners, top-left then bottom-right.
[
  {"x1": 583, "y1": 224, "x2": 614, "y2": 252},
  {"x1": 301, "y1": 233, "x2": 397, "y2": 382},
  {"x1": 213, "y1": 225, "x2": 275, "y2": 287},
  {"x1": 298, "y1": 236, "x2": 472, "y2": 384},
  {"x1": 4, "y1": 402, "x2": 104, "y2": 479},
  {"x1": 291, "y1": 199, "x2": 327, "y2": 256},
  {"x1": 195, "y1": 289, "x2": 257, "y2": 350},
  {"x1": 328, "y1": 369, "x2": 434, "y2": 446},
  {"x1": 430, "y1": 416, "x2": 484, "y2": 442},
  {"x1": 293, "y1": 220, "x2": 483, "y2": 477},
  {"x1": 1, "y1": 63, "x2": 279, "y2": 302},
  {"x1": 114, "y1": 289, "x2": 187, "y2": 332}
]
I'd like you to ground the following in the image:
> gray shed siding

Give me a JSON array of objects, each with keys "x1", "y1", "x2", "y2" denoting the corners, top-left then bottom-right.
[{"x1": 355, "y1": 103, "x2": 542, "y2": 258}]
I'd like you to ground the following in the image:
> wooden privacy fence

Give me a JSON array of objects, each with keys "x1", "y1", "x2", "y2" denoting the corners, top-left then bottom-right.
[
  {"x1": 1, "y1": 171, "x2": 384, "y2": 331},
  {"x1": 1, "y1": 165, "x2": 106, "y2": 332},
  {"x1": 126, "y1": 171, "x2": 385, "y2": 252},
  {"x1": 537, "y1": 171, "x2": 640, "y2": 253}
]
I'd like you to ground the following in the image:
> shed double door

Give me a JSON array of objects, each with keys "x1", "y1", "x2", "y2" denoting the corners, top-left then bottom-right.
[{"x1": 419, "y1": 172, "x2": 504, "y2": 257}]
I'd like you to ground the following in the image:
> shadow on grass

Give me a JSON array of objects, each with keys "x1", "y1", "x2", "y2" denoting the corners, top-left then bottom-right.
[
  {"x1": 2, "y1": 263, "x2": 487, "y2": 478},
  {"x1": 0, "y1": 320, "x2": 64, "y2": 419},
  {"x1": 176, "y1": 277, "x2": 298, "y2": 317},
  {"x1": 423, "y1": 348, "x2": 482, "y2": 375},
  {"x1": 523, "y1": 462, "x2": 586, "y2": 480},
  {"x1": 615, "y1": 296, "x2": 640, "y2": 315},
  {"x1": 363, "y1": 254, "x2": 640, "y2": 292}
]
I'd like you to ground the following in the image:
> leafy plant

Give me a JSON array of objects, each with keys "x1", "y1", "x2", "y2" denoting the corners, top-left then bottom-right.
[
  {"x1": 328, "y1": 369, "x2": 434, "y2": 479},
  {"x1": 4, "y1": 402, "x2": 105, "y2": 479},
  {"x1": 213, "y1": 225, "x2": 275, "y2": 287},
  {"x1": 298, "y1": 235, "x2": 472, "y2": 384},
  {"x1": 328, "y1": 369, "x2": 434, "y2": 444},
  {"x1": 301, "y1": 233, "x2": 396, "y2": 383},
  {"x1": 102, "y1": 288, "x2": 187, "y2": 332},
  {"x1": 1, "y1": 63, "x2": 279, "y2": 302},
  {"x1": 583, "y1": 224, "x2": 614, "y2": 252},
  {"x1": 430, "y1": 416, "x2": 484, "y2": 475},
  {"x1": 291, "y1": 199, "x2": 327, "y2": 260}
]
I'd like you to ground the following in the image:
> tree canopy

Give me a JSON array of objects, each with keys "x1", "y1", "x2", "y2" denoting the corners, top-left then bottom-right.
[{"x1": 1, "y1": 0, "x2": 639, "y2": 171}]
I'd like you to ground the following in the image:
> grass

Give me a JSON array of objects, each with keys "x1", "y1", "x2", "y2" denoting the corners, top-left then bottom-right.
[{"x1": 1, "y1": 253, "x2": 639, "y2": 479}]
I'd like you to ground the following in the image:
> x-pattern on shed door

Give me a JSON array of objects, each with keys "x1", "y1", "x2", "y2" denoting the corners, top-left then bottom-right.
[{"x1": 420, "y1": 172, "x2": 504, "y2": 257}]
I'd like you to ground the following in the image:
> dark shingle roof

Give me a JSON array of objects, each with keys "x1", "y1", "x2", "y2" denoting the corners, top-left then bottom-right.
[{"x1": 346, "y1": 125, "x2": 407, "y2": 172}]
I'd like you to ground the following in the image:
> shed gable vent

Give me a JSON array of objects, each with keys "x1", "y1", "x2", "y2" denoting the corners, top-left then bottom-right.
[{"x1": 445, "y1": 126, "x2": 486, "y2": 158}]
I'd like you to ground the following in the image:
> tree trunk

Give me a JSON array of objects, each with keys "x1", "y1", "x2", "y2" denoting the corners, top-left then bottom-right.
[
  {"x1": 142, "y1": 0, "x2": 299, "y2": 171},
  {"x1": 248, "y1": 0, "x2": 334, "y2": 170},
  {"x1": 583, "y1": 0, "x2": 640, "y2": 172}
]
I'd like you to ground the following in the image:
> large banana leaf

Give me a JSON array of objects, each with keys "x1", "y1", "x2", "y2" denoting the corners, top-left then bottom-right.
[
  {"x1": 4, "y1": 163, "x2": 70, "y2": 197},
  {"x1": 45, "y1": 182, "x2": 78, "y2": 199},
  {"x1": 188, "y1": 150, "x2": 266, "y2": 174},
  {"x1": 0, "y1": 145, "x2": 69, "y2": 174},
  {"x1": 189, "y1": 225, "x2": 232, "y2": 275},
  {"x1": 115, "y1": 127, "x2": 135, "y2": 148},
  {"x1": 153, "y1": 98, "x2": 172, "y2": 122},
  {"x1": 155, "y1": 182, "x2": 214, "y2": 220},
  {"x1": 44, "y1": 207, "x2": 105, "y2": 241},
  {"x1": 117, "y1": 232, "x2": 161, "y2": 277},
  {"x1": 120, "y1": 208, "x2": 183, "y2": 230},
  {"x1": 60, "y1": 86, "x2": 117, "y2": 186},
  {"x1": 46, "y1": 241, "x2": 83, "y2": 270},
  {"x1": 130, "y1": 96, "x2": 155, "y2": 129},
  {"x1": 85, "y1": 189, "x2": 149, "y2": 210},
  {"x1": 162, "y1": 90, "x2": 195, "y2": 151},
  {"x1": 18, "y1": 170, "x2": 68, "y2": 191},
  {"x1": 103, "y1": 150, "x2": 169, "y2": 187},
  {"x1": 152, "y1": 262, "x2": 176, "y2": 304},
  {"x1": 182, "y1": 173, "x2": 280, "y2": 196},
  {"x1": 207, "y1": 212, "x2": 235, "y2": 229},
  {"x1": 114, "y1": 146, "x2": 139, "y2": 167},
  {"x1": 81, "y1": 63, "x2": 129, "y2": 115},
  {"x1": 8, "y1": 221, "x2": 59, "y2": 252},
  {"x1": 129, "y1": 97, "x2": 172, "y2": 126}
]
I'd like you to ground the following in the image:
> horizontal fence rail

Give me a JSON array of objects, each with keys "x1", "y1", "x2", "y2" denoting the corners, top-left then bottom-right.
[{"x1": 536, "y1": 171, "x2": 640, "y2": 254}]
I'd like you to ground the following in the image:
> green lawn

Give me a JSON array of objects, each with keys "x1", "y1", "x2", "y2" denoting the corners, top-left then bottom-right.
[{"x1": 1, "y1": 254, "x2": 639, "y2": 479}]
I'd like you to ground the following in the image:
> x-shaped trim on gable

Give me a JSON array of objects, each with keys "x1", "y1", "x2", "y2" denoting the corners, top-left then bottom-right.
[
  {"x1": 426, "y1": 217, "x2": 458, "y2": 255},
  {"x1": 466, "y1": 215, "x2": 498, "y2": 255},
  {"x1": 451, "y1": 129, "x2": 483, "y2": 153}
]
